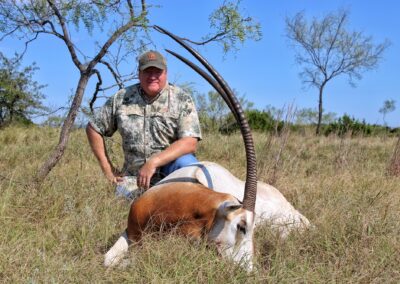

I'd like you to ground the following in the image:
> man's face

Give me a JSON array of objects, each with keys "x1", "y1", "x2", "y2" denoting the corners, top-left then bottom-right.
[{"x1": 139, "y1": 67, "x2": 167, "y2": 98}]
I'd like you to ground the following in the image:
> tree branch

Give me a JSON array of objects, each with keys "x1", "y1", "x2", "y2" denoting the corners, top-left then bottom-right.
[
  {"x1": 14, "y1": 33, "x2": 40, "y2": 63},
  {"x1": 87, "y1": 4, "x2": 147, "y2": 71},
  {"x1": 40, "y1": 19, "x2": 63, "y2": 38},
  {"x1": 0, "y1": 26, "x2": 20, "y2": 41},
  {"x1": 141, "y1": 0, "x2": 146, "y2": 15},
  {"x1": 90, "y1": 0, "x2": 122, "y2": 8},
  {"x1": 179, "y1": 29, "x2": 234, "y2": 45},
  {"x1": 89, "y1": 69, "x2": 102, "y2": 112},
  {"x1": 46, "y1": 0, "x2": 83, "y2": 71},
  {"x1": 99, "y1": 59, "x2": 123, "y2": 89},
  {"x1": 324, "y1": 12, "x2": 347, "y2": 72},
  {"x1": 127, "y1": 0, "x2": 134, "y2": 18},
  {"x1": 30, "y1": 105, "x2": 68, "y2": 119}
]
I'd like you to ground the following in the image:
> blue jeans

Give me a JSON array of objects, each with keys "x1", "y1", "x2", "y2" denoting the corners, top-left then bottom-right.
[
  {"x1": 160, "y1": 153, "x2": 199, "y2": 176},
  {"x1": 116, "y1": 154, "x2": 199, "y2": 198}
]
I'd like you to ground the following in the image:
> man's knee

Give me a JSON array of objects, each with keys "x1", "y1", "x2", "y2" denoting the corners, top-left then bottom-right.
[
  {"x1": 161, "y1": 154, "x2": 198, "y2": 176},
  {"x1": 174, "y1": 154, "x2": 198, "y2": 168}
]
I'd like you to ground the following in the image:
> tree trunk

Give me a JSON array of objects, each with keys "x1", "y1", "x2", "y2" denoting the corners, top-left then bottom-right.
[
  {"x1": 35, "y1": 73, "x2": 90, "y2": 185},
  {"x1": 388, "y1": 134, "x2": 400, "y2": 176},
  {"x1": 316, "y1": 85, "x2": 324, "y2": 135},
  {"x1": 9, "y1": 101, "x2": 15, "y2": 123}
]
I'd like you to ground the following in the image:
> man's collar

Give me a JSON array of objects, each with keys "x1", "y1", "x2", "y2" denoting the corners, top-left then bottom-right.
[{"x1": 139, "y1": 82, "x2": 169, "y2": 104}]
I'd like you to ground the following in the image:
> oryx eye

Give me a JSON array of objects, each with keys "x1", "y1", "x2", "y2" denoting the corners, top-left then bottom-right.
[{"x1": 237, "y1": 223, "x2": 246, "y2": 235}]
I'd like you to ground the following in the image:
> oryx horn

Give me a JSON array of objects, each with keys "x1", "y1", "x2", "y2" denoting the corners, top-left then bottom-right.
[{"x1": 154, "y1": 25, "x2": 257, "y2": 212}]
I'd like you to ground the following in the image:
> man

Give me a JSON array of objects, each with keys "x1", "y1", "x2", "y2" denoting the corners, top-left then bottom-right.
[{"x1": 86, "y1": 50, "x2": 202, "y2": 197}]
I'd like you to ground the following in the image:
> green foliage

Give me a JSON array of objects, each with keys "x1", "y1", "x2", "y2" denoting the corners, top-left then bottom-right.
[
  {"x1": 195, "y1": 90, "x2": 229, "y2": 132},
  {"x1": 323, "y1": 114, "x2": 371, "y2": 136},
  {"x1": 220, "y1": 109, "x2": 284, "y2": 134},
  {"x1": 194, "y1": 90, "x2": 254, "y2": 133},
  {"x1": 379, "y1": 99, "x2": 396, "y2": 125},
  {"x1": 42, "y1": 115, "x2": 65, "y2": 128},
  {"x1": 247, "y1": 109, "x2": 284, "y2": 132},
  {"x1": 194, "y1": 92, "x2": 399, "y2": 138},
  {"x1": 322, "y1": 114, "x2": 398, "y2": 137},
  {"x1": 295, "y1": 107, "x2": 337, "y2": 125},
  {"x1": 195, "y1": 96, "x2": 398, "y2": 137},
  {"x1": 0, "y1": 53, "x2": 48, "y2": 127},
  {"x1": 208, "y1": 0, "x2": 262, "y2": 53},
  {"x1": 16, "y1": 0, "x2": 109, "y2": 34},
  {"x1": 380, "y1": 99, "x2": 396, "y2": 114}
]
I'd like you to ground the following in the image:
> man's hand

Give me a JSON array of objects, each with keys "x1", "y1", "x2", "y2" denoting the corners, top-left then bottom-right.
[
  {"x1": 136, "y1": 138, "x2": 198, "y2": 189},
  {"x1": 103, "y1": 169, "x2": 124, "y2": 184},
  {"x1": 137, "y1": 158, "x2": 160, "y2": 190},
  {"x1": 104, "y1": 170, "x2": 124, "y2": 184},
  {"x1": 86, "y1": 124, "x2": 124, "y2": 185}
]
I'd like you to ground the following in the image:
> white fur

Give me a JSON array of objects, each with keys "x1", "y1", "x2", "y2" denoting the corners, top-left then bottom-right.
[{"x1": 104, "y1": 231, "x2": 129, "y2": 267}]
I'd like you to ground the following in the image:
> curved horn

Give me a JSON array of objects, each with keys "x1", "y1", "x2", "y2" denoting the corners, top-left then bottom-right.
[
  {"x1": 165, "y1": 49, "x2": 239, "y2": 122},
  {"x1": 154, "y1": 25, "x2": 257, "y2": 212}
]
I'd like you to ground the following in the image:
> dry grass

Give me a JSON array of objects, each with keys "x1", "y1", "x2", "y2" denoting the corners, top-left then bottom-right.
[{"x1": 0, "y1": 126, "x2": 399, "y2": 283}]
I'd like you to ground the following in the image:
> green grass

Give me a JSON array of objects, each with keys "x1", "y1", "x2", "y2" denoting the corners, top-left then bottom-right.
[{"x1": 0, "y1": 126, "x2": 399, "y2": 282}]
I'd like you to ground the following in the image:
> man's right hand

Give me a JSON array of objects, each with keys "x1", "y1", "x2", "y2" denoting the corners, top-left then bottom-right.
[
  {"x1": 86, "y1": 124, "x2": 124, "y2": 185},
  {"x1": 105, "y1": 170, "x2": 124, "y2": 184}
]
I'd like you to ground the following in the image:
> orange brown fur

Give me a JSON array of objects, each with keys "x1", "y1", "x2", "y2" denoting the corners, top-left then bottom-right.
[{"x1": 127, "y1": 182, "x2": 237, "y2": 242}]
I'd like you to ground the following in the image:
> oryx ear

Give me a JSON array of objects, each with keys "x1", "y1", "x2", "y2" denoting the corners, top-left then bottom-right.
[{"x1": 221, "y1": 201, "x2": 242, "y2": 215}]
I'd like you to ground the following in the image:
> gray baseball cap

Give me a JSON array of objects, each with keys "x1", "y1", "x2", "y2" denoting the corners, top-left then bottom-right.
[{"x1": 138, "y1": 50, "x2": 167, "y2": 71}]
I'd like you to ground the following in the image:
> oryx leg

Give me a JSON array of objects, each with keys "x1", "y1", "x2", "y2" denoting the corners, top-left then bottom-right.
[{"x1": 104, "y1": 231, "x2": 130, "y2": 267}]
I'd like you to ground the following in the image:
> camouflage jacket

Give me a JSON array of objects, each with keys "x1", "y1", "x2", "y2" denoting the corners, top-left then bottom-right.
[{"x1": 90, "y1": 83, "x2": 202, "y2": 176}]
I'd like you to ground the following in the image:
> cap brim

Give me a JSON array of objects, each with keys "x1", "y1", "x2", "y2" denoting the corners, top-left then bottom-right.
[{"x1": 139, "y1": 62, "x2": 166, "y2": 71}]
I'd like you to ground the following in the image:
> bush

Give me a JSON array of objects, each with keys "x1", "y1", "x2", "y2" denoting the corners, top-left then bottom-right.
[
  {"x1": 219, "y1": 110, "x2": 284, "y2": 135},
  {"x1": 324, "y1": 114, "x2": 373, "y2": 137}
]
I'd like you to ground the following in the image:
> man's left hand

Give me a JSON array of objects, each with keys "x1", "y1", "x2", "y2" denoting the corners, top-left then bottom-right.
[{"x1": 137, "y1": 158, "x2": 159, "y2": 190}]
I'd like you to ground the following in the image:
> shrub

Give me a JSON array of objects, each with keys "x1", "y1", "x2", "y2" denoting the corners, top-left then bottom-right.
[
  {"x1": 219, "y1": 110, "x2": 284, "y2": 135},
  {"x1": 324, "y1": 114, "x2": 373, "y2": 137}
]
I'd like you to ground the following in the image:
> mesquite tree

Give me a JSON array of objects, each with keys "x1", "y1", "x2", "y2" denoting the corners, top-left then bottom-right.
[
  {"x1": 0, "y1": 0, "x2": 261, "y2": 184},
  {"x1": 379, "y1": 99, "x2": 396, "y2": 126},
  {"x1": 286, "y1": 9, "x2": 390, "y2": 135},
  {"x1": 0, "y1": 53, "x2": 48, "y2": 126}
]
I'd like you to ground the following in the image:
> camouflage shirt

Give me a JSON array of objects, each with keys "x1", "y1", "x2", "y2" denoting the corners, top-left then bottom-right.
[{"x1": 90, "y1": 83, "x2": 202, "y2": 176}]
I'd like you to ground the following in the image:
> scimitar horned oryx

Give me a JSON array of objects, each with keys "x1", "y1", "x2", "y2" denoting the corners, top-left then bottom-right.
[{"x1": 105, "y1": 25, "x2": 258, "y2": 270}]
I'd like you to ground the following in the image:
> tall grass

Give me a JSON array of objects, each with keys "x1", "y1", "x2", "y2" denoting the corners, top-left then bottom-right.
[{"x1": 0, "y1": 126, "x2": 399, "y2": 282}]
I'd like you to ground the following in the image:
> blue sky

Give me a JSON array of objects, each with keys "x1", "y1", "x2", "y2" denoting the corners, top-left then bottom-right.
[{"x1": 1, "y1": 0, "x2": 399, "y2": 126}]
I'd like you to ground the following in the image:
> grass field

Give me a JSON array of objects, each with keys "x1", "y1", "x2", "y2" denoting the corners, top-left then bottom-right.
[{"x1": 0, "y1": 125, "x2": 399, "y2": 283}]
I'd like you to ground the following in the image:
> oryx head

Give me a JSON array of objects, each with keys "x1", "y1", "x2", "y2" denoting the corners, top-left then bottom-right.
[{"x1": 208, "y1": 201, "x2": 255, "y2": 270}]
